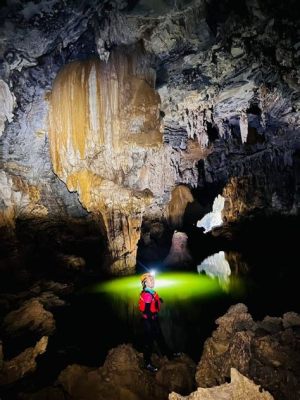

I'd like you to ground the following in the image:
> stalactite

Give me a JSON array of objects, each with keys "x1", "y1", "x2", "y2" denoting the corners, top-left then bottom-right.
[{"x1": 48, "y1": 48, "x2": 162, "y2": 272}]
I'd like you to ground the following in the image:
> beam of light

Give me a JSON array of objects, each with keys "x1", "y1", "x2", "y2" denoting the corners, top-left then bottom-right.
[{"x1": 87, "y1": 272, "x2": 243, "y2": 304}]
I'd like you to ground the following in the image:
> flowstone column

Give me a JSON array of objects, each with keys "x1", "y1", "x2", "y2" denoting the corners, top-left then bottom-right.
[{"x1": 48, "y1": 49, "x2": 164, "y2": 273}]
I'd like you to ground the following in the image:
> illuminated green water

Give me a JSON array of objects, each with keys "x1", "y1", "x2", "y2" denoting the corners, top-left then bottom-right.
[
  {"x1": 89, "y1": 272, "x2": 236, "y2": 302},
  {"x1": 69, "y1": 272, "x2": 243, "y2": 363},
  {"x1": 88, "y1": 272, "x2": 243, "y2": 329},
  {"x1": 89, "y1": 271, "x2": 244, "y2": 302}
]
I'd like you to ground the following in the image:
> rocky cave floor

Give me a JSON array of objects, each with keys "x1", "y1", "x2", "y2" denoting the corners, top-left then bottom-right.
[{"x1": 0, "y1": 214, "x2": 300, "y2": 400}]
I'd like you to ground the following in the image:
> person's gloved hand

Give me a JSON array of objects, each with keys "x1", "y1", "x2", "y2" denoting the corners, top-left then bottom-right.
[{"x1": 159, "y1": 297, "x2": 164, "y2": 303}]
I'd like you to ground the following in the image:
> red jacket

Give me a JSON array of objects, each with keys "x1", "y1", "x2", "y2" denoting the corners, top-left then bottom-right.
[{"x1": 139, "y1": 290, "x2": 161, "y2": 318}]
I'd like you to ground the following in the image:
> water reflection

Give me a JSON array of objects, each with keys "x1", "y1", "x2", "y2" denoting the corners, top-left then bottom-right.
[
  {"x1": 197, "y1": 251, "x2": 231, "y2": 290},
  {"x1": 85, "y1": 272, "x2": 244, "y2": 359},
  {"x1": 90, "y1": 272, "x2": 224, "y2": 305}
]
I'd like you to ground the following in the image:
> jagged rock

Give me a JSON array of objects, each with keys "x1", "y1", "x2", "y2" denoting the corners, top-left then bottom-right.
[
  {"x1": 169, "y1": 368, "x2": 274, "y2": 400},
  {"x1": 257, "y1": 316, "x2": 282, "y2": 334},
  {"x1": 58, "y1": 344, "x2": 195, "y2": 400},
  {"x1": 196, "y1": 304, "x2": 300, "y2": 400},
  {"x1": 3, "y1": 298, "x2": 55, "y2": 336},
  {"x1": 156, "y1": 354, "x2": 196, "y2": 395},
  {"x1": 0, "y1": 280, "x2": 70, "y2": 315},
  {"x1": 1, "y1": 0, "x2": 299, "y2": 273},
  {"x1": 0, "y1": 336, "x2": 48, "y2": 385},
  {"x1": 282, "y1": 312, "x2": 300, "y2": 329}
]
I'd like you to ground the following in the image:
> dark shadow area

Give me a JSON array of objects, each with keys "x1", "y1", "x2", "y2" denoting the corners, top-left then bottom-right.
[
  {"x1": 136, "y1": 218, "x2": 173, "y2": 270},
  {"x1": 1, "y1": 211, "x2": 300, "y2": 398},
  {"x1": 190, "y1": 212, "x2": 300, "y2": 321},
  {"x1": 0, "y1": 215, "x2": 109, "y2": 292}
]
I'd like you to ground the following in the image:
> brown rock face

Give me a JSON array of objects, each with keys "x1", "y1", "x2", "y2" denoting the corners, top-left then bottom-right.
[
  {"x1": 48, "y1": 49, "x2": 172, "y2": 273},
  {"x1": 0, "y1": 336, "x2": 48, "y2": 385},
  {"x1": 222, "y1": 177, "x2": 265, "y2": 222},
  {"x1": 163, "y1": 231, "x2": 193, "y2": 268},
  {"x1": 57, "y1": 344, "x2": 195, "y2": 400},
  {"x1": 169, "y1": 368, "x2": 274, "y2": 400},
  {"x1": 196, "y1": 303, "x2": 300, "y2": 400},
  {"x1": 3, "y1": 298, "x2": 55, "y2": 336},
  {"x1": 168, "y1": 185, "x2": 194, "y2": 229}
]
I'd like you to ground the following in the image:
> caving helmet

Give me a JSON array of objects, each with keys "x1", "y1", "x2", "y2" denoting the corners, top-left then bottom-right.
[{"x1": 140, "y1": 272, "x2": 153, "y2": 288}]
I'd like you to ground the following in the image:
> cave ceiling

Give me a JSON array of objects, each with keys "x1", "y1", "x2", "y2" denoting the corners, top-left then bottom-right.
[{"x1": 0, "y1": 0, "x2": 300, "y2": 272}]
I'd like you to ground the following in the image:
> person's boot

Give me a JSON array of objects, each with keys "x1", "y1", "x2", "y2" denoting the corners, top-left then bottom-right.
[
  {"x1": 145, "y1": 363, "x2": 158, "y2": 372},
  {"x1": 168, "y1": 352, "x2": 182, "y2": 360},
  {"x1": 172, "y1": 352, "x2": 182, "y2": 358}
]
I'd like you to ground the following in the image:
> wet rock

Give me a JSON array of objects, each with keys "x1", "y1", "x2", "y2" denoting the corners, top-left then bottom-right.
[
  {"x1": 169, "y1": 368, "x2": 274, "y2": 400},
  {"x1": 196, "y1": 304, "x2": 300, "y2": 400},
  {"x1": 0, "y1": 336, "x2": 48, "y2": 385},
  {"x1": 3, "y1": 298, "x2": 55, "y2": 336}
]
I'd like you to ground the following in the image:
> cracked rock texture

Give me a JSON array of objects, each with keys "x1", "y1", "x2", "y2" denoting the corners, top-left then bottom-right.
[
  {"x1": 0, "y1": 336, "x2": 48, "y2": 385},
  {"x1": 2, "y1": 298, "x2": 55, "y2": 337},
  {"x1": 0, "y1": 0, "x2": 300, "y2": 271},
  {"x1": 169, "y1": 368, "x2": 274, "y2": 400},
  {"x1": 196, "y1": 303, "x2": 300, "y2": 400}
]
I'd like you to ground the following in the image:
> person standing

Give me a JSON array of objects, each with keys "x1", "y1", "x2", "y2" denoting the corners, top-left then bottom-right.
[{"x1": 138, "y1": 272, "x2": 175, "y2": 372}]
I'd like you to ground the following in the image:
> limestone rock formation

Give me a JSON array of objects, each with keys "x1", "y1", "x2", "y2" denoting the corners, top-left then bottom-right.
[
  {"x1": 0, "y1": 80, "x2": 15, "y2": 137},
  {"x1": 48, "y1": 51, "x2": 174, "y2": 273},
  {"x1": 0, "y1": 336, "x2": 48, "y2": 385},
  {"x1": 169, "y1": 368, "x2": 274, "y2": 400},
  {"x1": 3, "y1": 298, "x2": 55, "y2": 336},
  {"x1": 1, "y1": 0, "x2": 300, "y2": 268},
  {"x1": 57, "y1": 344, "x2": 195, "y2": 400},
  {"x1": 168, "y1": 186, "x2": 194, "y2": 229},
  {"x1": 196, "y1": 303, "x2": 300, "y2": 400}
]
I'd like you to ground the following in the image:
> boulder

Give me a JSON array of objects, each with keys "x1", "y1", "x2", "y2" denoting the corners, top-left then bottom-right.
[
  {"x1": 169, "y1": 368, "x2": 274, "y2": 400},
  {"x1": 58, "y1": 344, "x2": 195, "y2": 400},
  {"x1": 0, "y1": 336, "x2": 48, "y2": 385},
  {"x1": 3, "y1": 298, "x2": 55, "y2": 336},
  {"x1": 196, "y1": 304, "x2": 300, "y2": 400}
]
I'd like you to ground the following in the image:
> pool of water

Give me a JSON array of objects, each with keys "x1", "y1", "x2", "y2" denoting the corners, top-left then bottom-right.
[{"x1": 47, "y1": 269, "x2": 245, "y2": 375}]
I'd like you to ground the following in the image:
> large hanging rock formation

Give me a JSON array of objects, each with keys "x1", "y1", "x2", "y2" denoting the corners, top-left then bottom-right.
[
  {"x1": 1, "y1": 0, "x2": 300, "y2": 272},
  {"x1": 48, "y1": 49, "x2": 176, "y2": 273}
]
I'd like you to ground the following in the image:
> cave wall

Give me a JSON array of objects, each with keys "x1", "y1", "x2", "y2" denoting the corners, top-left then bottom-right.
[{"x1": 0, "y1": 0, "x2": 300, "y2": 273}]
